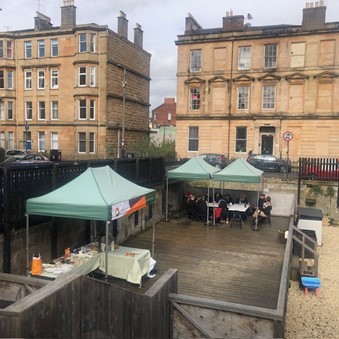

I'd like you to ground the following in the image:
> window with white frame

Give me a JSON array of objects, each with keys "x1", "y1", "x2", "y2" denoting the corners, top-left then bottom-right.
[
  {"x1": 78, "y1": 99, "x2": 87, "y2": 119},
  {"x1": 51, "y1": 101, "x2": 59, "y2": 120},
  {"x1": 89, "y1": 132, "x2": 95, "y2": 153},
  {"x1": 264, "y1": 44, "x2": 277, "y2": 69},
  {"x1": 0, "y1": 40, "x2": 13, "y2": 59},
  {"x1": 38, "y1": 40, "x2": 45, "y2": 58},
  {"x1": 25, "y1": 101, "x2": 33, "y2": 120},
  {"x1": 78, "y1": 67, "x2": 86, "y2": 86},
  {"x1": 0, "y1": 101, "x2": 4, "y2": 120},
  {"x1": 37, "y1": 69, "x2": 45, "y2": 89},
  {"x1": 262, "y1": 85, "x2": 276, "y2": 109},
  {"x1": 25, "y1": 70, "x2": 32, "y2": 90},
  {"x1": 78, "y1": 132, "x2": 86, "y2": 153},
  {"x1": 6, "y1": 41, "x2": 13, "y2": 59},
  {"x1": 51, "y1": 69, "x2": 59, "y2": 89},
  {"x1": 79, "y1": 33, "x2": 87, "y2": 52},
  {"x1": 0, "y1": 70, "x2": 3, "y2": 88},
  {"x1": 38, "y1": 101, "x2": 46, "y2": 120},
  {"x1": 0, "y1": 132, "x2": 5, "y2": 148},
  {"x1": 38, "y1": 131, "x2": 45, "y2": 151},
  {"x1": 237, "y1": 86, "x2": 249, "y2": 110},
  {"x1": 8, "y1": 131, "x2": 14, "y2": 149},
  {"x1": 7, "y1": 101, "x2": 13, "y2": 120},
  {"x1": 90, "y1": 33, "x2": 96, "y2": 53},
  {"x1": 25, "y1": 41, "x2": 32, "y2": 58},
  {"x1": 51, "y1": 38, "x2": 58, "y2": 57},
  {"x1": 190, "y1": 88, "x2": 200, "y2": 110},
  {"x1": 7, "y1": 70, "x2": 13, "y2": 89},
  {"x1": 89, "y1": 66, "x2": 96, "y2": 87},
  {"x1": 190, "y1": 49, "x2": 201, "y2": 72},
  {"x1": 235, "y1": 127, "x2": 247, "y2": 153},
  {"x1": 89, "y1": 99, "x2": 95, "y2": 120},
  {"x1": 238, "y1": 46, "x2": 251, "y2": 70},
  {"x1": 188, "y1": 127, "x2": 199, "y2": 152},
  {"x1": 51, "y1": 132, "x2": 58, "y2": 150}
]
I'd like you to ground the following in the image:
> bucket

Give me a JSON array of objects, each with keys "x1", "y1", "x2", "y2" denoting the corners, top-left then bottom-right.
[{"x1": 31, "y1": 254, "x2": 42, "y2": 275}]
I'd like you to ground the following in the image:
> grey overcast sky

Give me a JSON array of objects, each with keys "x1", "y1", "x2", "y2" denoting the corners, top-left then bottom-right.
[{"x1": 1, "y1": 0, "x2": 339, "y2": 110}]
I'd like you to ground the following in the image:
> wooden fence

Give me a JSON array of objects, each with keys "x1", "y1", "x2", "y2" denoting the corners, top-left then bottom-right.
[{"x1": 0, "y1": 269, "x2": 178, "y2": 338}]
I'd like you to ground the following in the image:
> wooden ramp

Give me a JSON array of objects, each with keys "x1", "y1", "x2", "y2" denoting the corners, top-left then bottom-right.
[{"x1": 110, "y1": 216, "x2": 289, "y2": 309}]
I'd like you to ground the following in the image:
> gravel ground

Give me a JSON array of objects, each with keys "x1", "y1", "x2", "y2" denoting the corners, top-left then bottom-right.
[{"x1": 285, "y1": 225, "x2": 339, "y2": 339}]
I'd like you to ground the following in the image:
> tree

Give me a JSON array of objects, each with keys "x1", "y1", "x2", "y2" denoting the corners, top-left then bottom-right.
[
  {"x1": 324, "y1": 186, "x2": 335, "y2": 219},
  {"x1": 131, "y1": 137, "x2": 176, "y2": 162}
]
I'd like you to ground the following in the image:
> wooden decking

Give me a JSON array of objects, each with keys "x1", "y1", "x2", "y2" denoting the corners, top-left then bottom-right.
[{"x1": 108, "y1": 216, "x2": 289, "y2": 309}]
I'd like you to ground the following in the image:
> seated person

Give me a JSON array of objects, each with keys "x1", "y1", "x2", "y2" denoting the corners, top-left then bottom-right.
[
  {"x1": 253, "y1": 195, "x2": 272, "y2": 218},
  {"x1": 218, "y1": 195, "x2": 230, "y2": 223},
  {"x1": 214, "y1": 192, "x2": 222, "y2": 203},
  {"x1": 186, "y1": 194, "x2": 197, "y2": 219},
  {"x1": 235, "y1": 193, "x2": 249, "y2": 205},
  {"x1": 195, "y1": 196, "x2": 207, "y2": 220},
  {"x1": 261, "y1": 196, "x2": 272, "y2": 217},
  {"x1": 251, "y1": 193, "x2": 265, "y2": 216},
  {"x1": 225, "y1": 194, "x2": 233, "y2": 205}
]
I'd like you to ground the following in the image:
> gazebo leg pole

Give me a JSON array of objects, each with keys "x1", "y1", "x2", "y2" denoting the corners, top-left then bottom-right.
[
  {"x1": 152, "y1": 204, "x2": 155, "y2": 257},
  {"x1": 253, "y1": 189, "x2": 260, "y2": 231},
  {"x1": 165, "y1": 178, "x2": 169, "y2": 221},
  {"x1": 26, "y1": 214, "x2": 29, "y2": 277},
  {"x1": 105, "y1": 221, "x2": 109, "y2": 281}
]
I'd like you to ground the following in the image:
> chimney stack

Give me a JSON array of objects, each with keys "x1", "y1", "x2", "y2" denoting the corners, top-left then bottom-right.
[
  {"x1": 117, "y1": 11, "x2": 128, "y2": 39},
  {"x1": 223, "y1": 12, "x2": 244, "y2": 31},
  {"x1": 61, "y1": 0, "x2": 76, "y2": 29},
  {"x1": 134, "y1": 23, "x2": 143, "y2": 48},
  {"x1": 302, "y1": 2, "x2": 326, "y2": 30},
  {"x1": 35, "y1": 11, "x2": 53, "y2": 31}
]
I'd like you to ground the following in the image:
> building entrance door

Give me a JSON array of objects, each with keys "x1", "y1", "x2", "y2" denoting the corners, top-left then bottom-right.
[{"x1": 261, "y1": 134, "x2": 274, "y2": 154}]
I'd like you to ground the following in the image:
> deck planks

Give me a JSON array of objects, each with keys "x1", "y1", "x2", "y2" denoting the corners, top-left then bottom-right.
[{"x1": 108, "y1": 216, "x2": 289, "y2": 309}]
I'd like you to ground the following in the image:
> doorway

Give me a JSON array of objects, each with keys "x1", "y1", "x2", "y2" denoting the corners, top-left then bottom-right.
[
  {"x1": 259, "y1": 127, "x2": 275, "y2": 155},
  {"x1": 261, "y1": 135, "x2": 273, "y2": 154}
]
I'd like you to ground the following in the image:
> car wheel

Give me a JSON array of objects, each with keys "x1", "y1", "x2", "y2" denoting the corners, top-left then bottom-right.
[
  {"x1": 214, "y1": 163, "x2": 221, "y2": 169},
  {"x1": 280, "y1": 165, "x2": 287, "y2": 173}
]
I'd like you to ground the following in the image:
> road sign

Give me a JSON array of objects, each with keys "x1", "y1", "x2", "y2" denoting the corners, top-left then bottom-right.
[{"x1": 283, "y1": 131, "x2": 293, "y2": 141}]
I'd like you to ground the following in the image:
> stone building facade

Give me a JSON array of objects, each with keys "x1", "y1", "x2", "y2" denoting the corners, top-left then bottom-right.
[
  {"x1": 151, "y1": 97, "x2": 176, "y2": 128},
  {"x1": 0, "y1": 0, "x2": 151, "y2": 160},
  {"x1": 175, "y1": 2, "x2": 339, "y2": 161}
]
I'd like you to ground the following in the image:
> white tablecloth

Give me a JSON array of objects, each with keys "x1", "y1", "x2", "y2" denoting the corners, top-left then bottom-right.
[
  {"x1": 98, "y1": 246, "x2": 153, "y2": 286},
  {"x1": 34, "y1": 246, "x2": 155, "y2": 286},
  {"x1": 228, "y1": 203, "x2": 250, "y2": 212}
]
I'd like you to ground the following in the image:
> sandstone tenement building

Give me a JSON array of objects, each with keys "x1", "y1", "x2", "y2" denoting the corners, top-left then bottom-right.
[
  {"x1": 175, "y1": 2, "x2": 339, "y2": 161},
  {"x1": 0, "y1": 0, "x2": 151, "y2": 160}
]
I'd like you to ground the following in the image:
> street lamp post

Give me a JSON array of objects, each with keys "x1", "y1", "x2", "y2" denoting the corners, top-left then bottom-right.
[{"x1": 121, "y1": 67, "x2": 126, "y2": 158}]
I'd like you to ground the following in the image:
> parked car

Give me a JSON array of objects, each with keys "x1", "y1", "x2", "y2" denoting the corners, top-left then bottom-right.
[
  {"x1": 247, "y1": 154, "x2": 291, "y2": 173},
  {"x1": 199, "y1": 153, "x2": 228, "y2": 169},
  {"x1": 302, "y1": 160, "x2": 339, "y2": 180},
  {"x1": 4, "y1": 149, "x2": 27, "y2": 159},
  {"x1": 2, "y1": 152, "x2": 50, "y2": 165}
]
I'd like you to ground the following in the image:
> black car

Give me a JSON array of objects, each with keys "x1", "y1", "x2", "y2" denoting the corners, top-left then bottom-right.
[
  {"x1": 247, "y1": 154, "x2": 291, "y2": 173},
  {"x1": 199, "y1": 153, "x2": 228, "y2": 169}
]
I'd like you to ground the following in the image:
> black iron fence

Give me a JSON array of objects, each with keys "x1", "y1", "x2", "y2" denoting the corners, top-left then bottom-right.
[{"x1": 0, "y1": 157, "x2": 164, "y2": 230}]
